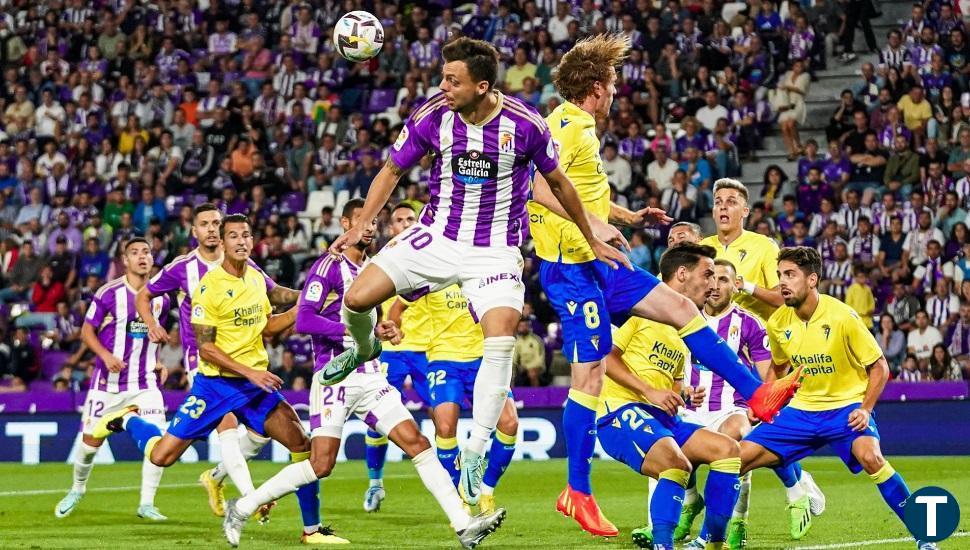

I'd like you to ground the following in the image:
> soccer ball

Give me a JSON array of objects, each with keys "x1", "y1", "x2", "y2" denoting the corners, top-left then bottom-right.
[{"x1": 333, "y1": 11, "x2": 384, "y2": 62}]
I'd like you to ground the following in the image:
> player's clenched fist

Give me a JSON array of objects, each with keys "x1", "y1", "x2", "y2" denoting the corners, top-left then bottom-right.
[
  {"x1": 375, "y1": 320, "x2": 402, "y2": 344},
  {"x1": 248, "y1": 370, "x2": 283, "y2": 392}
]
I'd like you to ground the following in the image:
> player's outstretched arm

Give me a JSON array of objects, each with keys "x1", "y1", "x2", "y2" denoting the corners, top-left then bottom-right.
[
  {"x1": 530, "y1": 172, "x2": 631, "y2": 250},
  {"x1": 135, "y1": 286, "x2": 169, "y2": 344},
  {"x1": 80, "y1": 322, "x2": 125, "y2": 373},
  {"x1": 609, "y1": 203, "x2": 673, "y2": 228},
  {"x1": 193, "y1": 323, "x2": 282, "y2": 391},
  {"x1": 329, "y1": 157, "x2": 406, "y2": 255},
  {"x1": 603, "y1": 347, "x2": 684, "y2": 415},
  {"x1": 849, "y1": 356, "x2": 890, "y2": 432}
]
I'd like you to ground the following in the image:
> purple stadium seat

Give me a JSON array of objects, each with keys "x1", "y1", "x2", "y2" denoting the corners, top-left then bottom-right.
[
  {"x1": 365, "y1": 89, "x2": 397, "y2": 113},
  {"x1": 41, "y1": 351, "x2": 70, "y2": 380}
]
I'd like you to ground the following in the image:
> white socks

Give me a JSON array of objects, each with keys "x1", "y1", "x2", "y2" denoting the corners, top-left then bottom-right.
[
  {"x1": 218, "y1": 429, "x2": 256, "y2": 495},
  {"x1": 213, "y1": 429, "x2": 269, "y2": 488},
  {"x1": 645, "y1": 476, "x2": 658, "y2": 525},
  {"x1": 140, "y1": 456, "x2": 165, "y2": 506},
  {"x1": 72, "y1": 442, "x2": 98, "y2": 493},
  {"x1": 732, "y1": 471, "x2": 753, "y2": 519},
  {"x1": 785, "y1": 479, "x2": 807, "y2": 503},
  {"x1": 238, "y1": 460, "x2": 318, "y2": 517},
  {"x1": 412, "y1": 448, "x2": 470, "y2": 532},
  {"x1": 683, "y1": 485, "x2": 699, "y2": 506},
  {"x1": 369, "y1": 479, "x2": 383, "y2": 488},
  {"x1": 342, "y1": 302, "x2": 378, "y2": 358},
  {"x1": 468, "y1": 336, "x2": 515, "y2": 455}
]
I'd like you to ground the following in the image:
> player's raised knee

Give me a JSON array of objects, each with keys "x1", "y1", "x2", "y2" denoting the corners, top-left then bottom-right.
[
  {"x1": 715, "y1": 435, "x2": 741, "y2": 459},
  {"x1": 309, "y1": 454, "x2": 336, "y2": 479},
  {"x1": 342, "y1": 284, "x2": 375, "y2": 313}
]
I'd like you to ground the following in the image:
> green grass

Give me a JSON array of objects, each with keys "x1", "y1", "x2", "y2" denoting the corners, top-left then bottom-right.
[{"x1": 1, "y1": 457, "x2": 968, "y2": 549}]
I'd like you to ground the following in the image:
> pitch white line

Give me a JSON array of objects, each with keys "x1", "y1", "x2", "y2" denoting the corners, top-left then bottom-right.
[
  {"x1": 0, "y1": 473, "x2": 418, "y2": 497},
  {"x1": 794, "y1": 532, "x2": 969, "y2": 549}
]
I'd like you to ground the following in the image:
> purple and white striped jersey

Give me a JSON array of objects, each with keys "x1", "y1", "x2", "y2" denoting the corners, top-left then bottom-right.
[
  {"x1": 390, "y1": 92, "x2": 559, "y2": 247},
  {"x1": 146, "y1": 249, "x2": 276, "y2": 373},
  {"x1": 297, "y1": 253, "x2": 381, "y2": 374},
  {"x1": 686, "y1": 304, "x2": 770, "y2": 413},
  {"x1": 86, "y1": 277, "x2": 171, "y2": 393},
  {"x1": 410, "y1": 40, "x2": 441, "y2": 69}
]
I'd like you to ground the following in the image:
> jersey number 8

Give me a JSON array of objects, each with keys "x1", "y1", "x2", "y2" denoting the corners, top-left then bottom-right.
[{"x1": 583, "y1": 301, "x2": 600, "y2": 329}]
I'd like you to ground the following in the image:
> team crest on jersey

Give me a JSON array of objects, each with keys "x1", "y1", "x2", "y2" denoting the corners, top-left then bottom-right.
[
  {"x1": 152, "y1": 300, "x2": 162, "y2": 317},
  {"x1": 822, "y1": 324, "x2": 831, "y2": 340},
  {"x1": 454, "y1": 150, "x2": 497, "y2": 185},
  {"x1": 738, "y1": 249, "x2": 748, "y2": 262},
  {"x1": 393, "y1": 126, "x2": 409, "y2": 151},
  {"x1": 590, "y1": 335, "x2": 600, "y2": 350},
  {"x1": 500, "y1": 131, "x2": 514, "y2": 153}
]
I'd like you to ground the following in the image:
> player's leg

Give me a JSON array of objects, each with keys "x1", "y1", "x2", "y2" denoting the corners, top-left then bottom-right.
[
  {"x1": 538, "y1": 260, "x2": 611, "y2": 515},
  {"x1": 851, "y1": 436, "x2": 913, "y2": 523},
  {"x1": 432, "y1": 401, "x2": 462, "y2": 487},
  {"x1": 385, "y1": 417, "x2": 507, "y2": 547},
  {"x1": 741, "y1": 408, "x2": 818, "y2": 541},
  {"x1": 57, "y1": 389, "x2": 115, "y2": 518},
  {"x1": 134, "y1": 390, "x2": 168, "y2": 521},
  {"x1": 480, "y1": 397, "x2": 518, "y2": 513},
  {"x1": 596, "y1": 404, "x2": 691, "y2": 547},
  {"x1": 256, "y1": 400, "x2": 323, "y2": 539},
  {"x1": 363, "y1": 428, "x2": 388, "y2": 512},
  {"x1": 627, "y1": 278, "x2": 800, "y2": 420},
  {"x1": 718, "y1": 413, "x2": 754, "y2": 548},
  {"x1": 680, "y1": 427, "x2": 742, "y2": 547},
  {"x1": 428, "y1": 359, "x2": 471, "y2": 488},
  {"x1": 457, "y1": 246, "x2": 524, "y2": 506}
]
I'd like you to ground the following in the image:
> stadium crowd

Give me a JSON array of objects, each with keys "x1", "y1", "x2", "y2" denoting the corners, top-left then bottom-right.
[{"x1": 0, "y1": 0, "x2": 967, "y2": 394}]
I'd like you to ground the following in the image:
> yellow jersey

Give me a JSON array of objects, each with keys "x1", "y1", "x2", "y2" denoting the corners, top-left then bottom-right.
[
  {"x1": 528, "y1": 101, "x2": 611, "y2": 263},
  {"x1": 190, "y1": 265, "x2": 271, "y2": 378},
  {"x1": 597, "y1": 317, "x2": 686, "y2": 419},
  {"x1": 381, "y1": 296, "x2": 432, "y2": 352},
  {"x1": 700, "y1": 230, "x2": 780, "y2": 322},
  {"x1": 425, "y1": 285, "x2": 483, "y2": 363},
  {"x1": 766, "y1": 294, "x2": 882, "y2": 411}
]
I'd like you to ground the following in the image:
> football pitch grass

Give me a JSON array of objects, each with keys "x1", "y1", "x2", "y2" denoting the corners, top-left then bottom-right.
[{"x1": 2, "y1": 457, "x2": 968, "y2": 549}]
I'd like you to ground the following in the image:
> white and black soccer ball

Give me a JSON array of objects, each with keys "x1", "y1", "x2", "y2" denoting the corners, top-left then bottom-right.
[{"x1": 333, "y1": 11, "x2": 384, "y2": 63}]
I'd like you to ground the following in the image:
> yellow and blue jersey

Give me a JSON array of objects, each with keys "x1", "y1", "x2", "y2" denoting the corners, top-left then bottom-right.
[
  {"x1": 766, "y1": 294, "x2": 883, "y2": 411},
  {"x1": 528, "y1": 101, "x2": 611, "y2": 264},
  {"x1": 425, "y1": 285, "x2": 483, "y2": 363},
  {"x1": 189, "y1": 265, "x2": 271, "y2": 378},
  {"x1": 597, "y1": 317, "x2": 687, "y2": 419},
  {"x1": 700, "y1": 231, "x2": 780, "y2": 322},
  {"x1": 382, "y1": 295, "x2": 432, "y2": 352}
]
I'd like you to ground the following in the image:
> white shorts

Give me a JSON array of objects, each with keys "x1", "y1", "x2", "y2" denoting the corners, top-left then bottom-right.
[
  {"x1": 680, "y1": 407, "x2": 748, "y2": 432},
  {"x1": 371, "y1": 224, "x2": 525, "y2": 317},
  {"x1": 81, "y1": 388, "x2": 166, "y2": 436},
  {"x1": 309, "y1": 370, "x2": 413, "y2": 440}
]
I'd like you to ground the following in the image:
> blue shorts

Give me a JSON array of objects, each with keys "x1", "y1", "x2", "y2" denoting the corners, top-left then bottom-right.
[
  {"x1": 597, "y1": 403, "x2": 703, "y2": 474},
  {"x1": 427, "y1": 359, "x2": 512, "y2": 409},
  {"x1": 744, "y1": 403, "x2": 880, "y2": 474},
  {"x1": 540, "y1": 259, "x2": 661, "y2": 363},
  {"x1": 381, "y1": 350, "x2": 431, "y2": 405},
  {"x1": 167, "y1": 375, "x2": 285, "y2": 441}
]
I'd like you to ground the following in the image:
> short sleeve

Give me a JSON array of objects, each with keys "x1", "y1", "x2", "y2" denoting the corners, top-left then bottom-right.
[
  {"x1": 528, "y1": 119, "x2": 561, "y2": 176},
  {"x1": 190, "y1": 280, "x2": 218, "y2": 327},
  {"x1": 612, "y1": 318, "x2": 643, "y2": 352},
  {"x1": 247, "y1": 259, "x2": 276, "y2": 290},
  {"x1": 745, "y1": 317, "x2": 773, "y2": 363},
  {"x1": 146, "y1": 261, "x2": 182, "y2": 295},
  {"x1": 300, "y1": 260, "x2": 335, "y2": 307},
  {"x1": 843, "y1": 310, "x2": 884, "y2": 366},
  {"x1": 84, "y1": 294, "x2": 107, "y2": 328},
  {"x1": 389, "y1": 108, "x2": 433, "y2": 171}
]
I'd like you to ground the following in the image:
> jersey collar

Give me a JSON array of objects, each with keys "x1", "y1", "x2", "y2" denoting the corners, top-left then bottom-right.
[{"x1": 562, "y1": 101, "x2": 595, "y2": 128}]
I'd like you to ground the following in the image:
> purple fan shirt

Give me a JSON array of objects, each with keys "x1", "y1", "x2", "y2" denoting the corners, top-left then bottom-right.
[
  {"x1": 296, "y1": 253, "x2": 380, "y2": 374},
  {"x1": 86, "y1": 277, "x2": 171, "y2": 393},
  {"x1": 145, "y1": 250, "x2": 276, "y2": 375},
  {"x1": 389, "y1": 92, "x2": 559, "y2": 247},
  {"x1": 686, "y1": 304, "x2": 770, "y2": 412}
]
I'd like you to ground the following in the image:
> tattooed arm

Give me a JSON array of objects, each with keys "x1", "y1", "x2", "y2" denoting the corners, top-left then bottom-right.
[
  {"x1": 193, "y1": 323, "x2": 282, "y2": 391},
  {"x1": 329, "y1": 157, "x2": 406, "y2": 254},
  {"x1": 267, "y1": 285, "x2": 300, "y2": 307}
]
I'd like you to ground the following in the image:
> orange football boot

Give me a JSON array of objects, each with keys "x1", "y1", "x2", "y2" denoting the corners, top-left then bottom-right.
[
  {"x1": 556, "y1": 485, "x2": 619, "y2": 537},
  {"x1": 749, "y1": 365, "x2": 805, "y2": 422}
]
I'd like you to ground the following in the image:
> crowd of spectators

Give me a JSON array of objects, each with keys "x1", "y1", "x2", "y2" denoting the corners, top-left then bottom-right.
[{"x1": 0, "y1": 0, "x2": 966, "y2": 393}]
